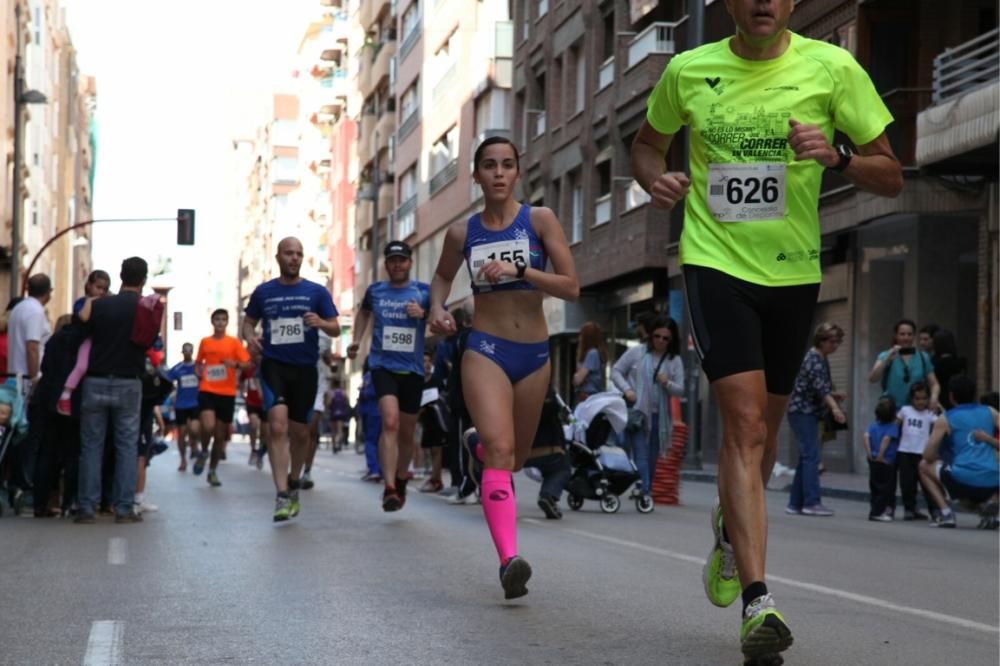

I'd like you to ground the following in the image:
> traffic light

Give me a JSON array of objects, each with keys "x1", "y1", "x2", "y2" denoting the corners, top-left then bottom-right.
[{"x1": 177, "y1": 208, "x2": 195, "y2": 245}]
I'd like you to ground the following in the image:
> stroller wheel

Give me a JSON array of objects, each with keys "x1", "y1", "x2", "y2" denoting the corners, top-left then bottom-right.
[
  {"x1": 636, "y1": 495, "x2": 655, "y2": 514},
  {"x1": 600, "y1": 495, "x2": 621, "y2": 514},
  {"x1": 567, "y1": 494, "x2": 584, "y2": 511}
]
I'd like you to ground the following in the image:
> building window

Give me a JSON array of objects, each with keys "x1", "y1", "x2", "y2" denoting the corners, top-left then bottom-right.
[
  {"x1": 521, "y1": 0, "x2": 529, "y2": 40},
  {"x1": 537, "y1": 0, "x2": 548, "y2": 18},
  {"x1": 571, "y1": 178, "x2": 583, "y2": 243},
  {"x1": 595, "y1": 160, "x2": 612, "y2": 226},
  {"x1": 573, "y1": 45, "x2": 585, "y2": 115},
  {"x1": 398, "y1": 165, "x2": 418, "y2": 238},
  {"x1": 401, "y1": 81, "x2": 419, "y2": 120},
  {"x1": 431, "y1": 126, "x2": 458, "y2": 177},
  {"x1": 402, "y1": 2, "x2": 420, "y2": 41}
]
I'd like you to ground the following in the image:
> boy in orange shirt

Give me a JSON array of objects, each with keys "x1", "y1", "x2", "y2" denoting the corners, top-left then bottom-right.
[{"x1": 194, "y1": 309, "x2": 250, "y2": 486}]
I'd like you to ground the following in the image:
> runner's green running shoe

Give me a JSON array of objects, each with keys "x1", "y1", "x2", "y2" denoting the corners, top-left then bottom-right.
[
  {"x1": 273, "y1": 495, "x2": 292, "y2": 522},
  {"x1": 703, "y1": 502, "x2": 740, "y2": 607},
  {"x1": 289, "y1": 489, "x2": 301, "y2": 518},
  {"x1": 741, "y1": 594, "x2": 793, "y2": 665}
]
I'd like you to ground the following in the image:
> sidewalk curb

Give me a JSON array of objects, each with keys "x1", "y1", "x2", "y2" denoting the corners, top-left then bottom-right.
[{"x1": 680, "y1": 470, "x2": 977, "y2": 512}]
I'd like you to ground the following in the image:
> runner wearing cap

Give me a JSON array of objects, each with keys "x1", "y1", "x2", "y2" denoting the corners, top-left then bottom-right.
[
  {"x1": 631, "y1": 1, "x2": 903, "y2": 661},
  {"x1": 348, "y1": 241, "x2": 431, "y2": 512}
]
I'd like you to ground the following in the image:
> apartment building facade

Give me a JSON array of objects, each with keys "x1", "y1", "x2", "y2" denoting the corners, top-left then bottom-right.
[
  {"x1": 351, "y1": 0, "x2": 515, "y2": 372},
  {"x1": 1, "y1": 0, "x2": 95, "y2": 312},
  {"x1": 515, "y1": 0, "x2": 998, "y2": 474}
]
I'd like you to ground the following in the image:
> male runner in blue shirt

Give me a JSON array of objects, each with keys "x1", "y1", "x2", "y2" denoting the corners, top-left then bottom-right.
[
  {"x1": 243, "y1": 237, "x2": 340, "y2": 521},
  {"x1": 348, "y1": 241, "x2": 430, "y2": 512}
]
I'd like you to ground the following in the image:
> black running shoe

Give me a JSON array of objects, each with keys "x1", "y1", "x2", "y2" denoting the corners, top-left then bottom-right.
[{"x1": 499, "y1": 555, "x2": 532, "y2": 600}]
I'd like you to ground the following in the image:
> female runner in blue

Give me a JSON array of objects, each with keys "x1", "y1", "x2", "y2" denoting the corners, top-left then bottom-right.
[{"x1": 428, "y1": 137, "x2": 579, "y2": 599}]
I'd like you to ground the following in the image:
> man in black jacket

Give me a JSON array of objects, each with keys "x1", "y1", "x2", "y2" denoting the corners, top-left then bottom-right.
[{"x1": 75, "y1": 257, "x2": 149, "y2": 524}]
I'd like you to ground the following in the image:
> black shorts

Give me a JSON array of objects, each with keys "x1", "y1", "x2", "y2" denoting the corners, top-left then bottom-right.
[
  {"x1": 246, "y1": 404, "x2": 265, "y2": 420},
  {"x1": 940, "y1": 465, "x2": 998, "y2": 504},
  {"x1": 175, "y1": 407, "x2": 199, "y2": 424},
  {"x1": 260, "y1": 359, "x2": 318, "y2": 425},
  {"x1": 684, "y1": 265, "x2": 819, "y2": 395},
  {"x1": 198, "y1": 392, "x2": 236, "y2": 424},
  {"x1": 372, "y1": 368, "x2": 423, "y2": 415}
]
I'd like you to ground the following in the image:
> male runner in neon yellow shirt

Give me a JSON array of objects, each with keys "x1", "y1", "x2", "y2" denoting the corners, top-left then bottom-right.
[{"x1": 631, "y1": 1, "x2": 902, "y2": 663}]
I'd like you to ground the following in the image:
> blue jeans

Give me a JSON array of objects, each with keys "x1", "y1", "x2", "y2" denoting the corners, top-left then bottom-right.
[
  {"x1": 629, "y1": 413, "x2": 661, "y2": 494},
  {"x1": 78, "y1": 377, "x2": 141, "y2": 516},
  {"x1": 524, "y1": 453, "x2": 571, "y2": 501},
  {"x1": 787, "y1": 412, "x2": 821, "y2": 509}
]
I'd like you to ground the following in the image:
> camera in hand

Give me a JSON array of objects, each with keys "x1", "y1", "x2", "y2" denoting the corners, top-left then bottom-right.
[{"x1": 898, "y1": 347, "x2": 916, "y2": 355}]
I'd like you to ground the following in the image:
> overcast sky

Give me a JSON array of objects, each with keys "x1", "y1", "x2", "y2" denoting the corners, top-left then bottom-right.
[{"x1": 61, "y1": 0, "x2": 311, "y2": 356}]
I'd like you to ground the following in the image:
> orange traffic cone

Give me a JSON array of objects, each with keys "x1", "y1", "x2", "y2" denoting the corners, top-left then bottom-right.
[{"x1": 651, "y1": 398, "x2": 687, "y2": 505}]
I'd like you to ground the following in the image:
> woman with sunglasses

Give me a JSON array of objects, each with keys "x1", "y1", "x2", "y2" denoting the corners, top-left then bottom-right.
[
  {"x1": 610, "y1": 316, "x2": 684, "y2": 507},
  {"x1": 868, "y1": 319, "x2": 940, "y2": 411}
]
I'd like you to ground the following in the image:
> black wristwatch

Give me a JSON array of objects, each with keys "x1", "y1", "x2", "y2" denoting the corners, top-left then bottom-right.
[
  {"x1": 830, "y1": 144, "x2": 853, "y2": 173},
  {"x1": 514, "y1": 258, "x2": 527, "y2": 279}
]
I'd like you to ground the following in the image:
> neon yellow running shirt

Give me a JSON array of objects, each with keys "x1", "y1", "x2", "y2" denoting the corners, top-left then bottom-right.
[{"x1": 646, "y1": 32, "x2": 893, "y2": 286}]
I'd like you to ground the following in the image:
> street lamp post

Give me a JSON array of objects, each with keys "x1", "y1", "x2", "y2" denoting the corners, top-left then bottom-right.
[{"x1": 9, "y1": 3, "x2": 48, "y2": 302}]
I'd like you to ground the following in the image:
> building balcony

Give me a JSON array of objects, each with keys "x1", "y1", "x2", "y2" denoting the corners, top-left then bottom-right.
[
  {"x1": 917, "y1": 27, "x2": 999, "y2": 170},
  {"x1": 356, "y1": 198, "x2": 373, "y2": 235},
  {"x1": 378, "y1": 182, "x2": 394, "y2": 217},
  {"x1": 614, "y1": 19, "x2": 687, "y2": 128},
  {"x1": 429, "y1": 159, "x2": 458, "y2": 197},
  {"x1": 375, "y1": 118, "x2": 393, "y2": 152},
  {"x1": 357, "y1": 47, "x2": 373, "y2": 100},
  {"x1": 398, "y1": 107, "x2": 420, "y2": 143},
  {"x1": 359, "y1": 0, "x2": 391, "y2": 32},
  {"x1": 358, "y1": 112, "x2": 377, "y2": 168},
  {"x1": 574, "y1": 199, "x2": 672, "y2": 288},
  {"x1": 365, "y1": 40, "x2": 396, "y2": 98}
]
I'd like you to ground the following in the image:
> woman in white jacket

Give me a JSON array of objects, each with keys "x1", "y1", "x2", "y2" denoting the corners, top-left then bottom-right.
[{"x1": 611, "y1": 315, "x2": 685, "y2": 503}]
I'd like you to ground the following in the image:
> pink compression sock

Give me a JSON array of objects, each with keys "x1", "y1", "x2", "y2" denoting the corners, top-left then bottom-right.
[{"x1": 481, "y1": 468, "x2": 518, "y2": 565}]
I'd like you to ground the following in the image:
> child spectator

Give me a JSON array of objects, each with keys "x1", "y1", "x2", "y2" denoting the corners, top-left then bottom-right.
[
  {"x1": 866, "y1": 396, "x2": 899, "y2": 522},
  {"x1": 896, "y1": 383, "x2": 936, "y2": 521}
]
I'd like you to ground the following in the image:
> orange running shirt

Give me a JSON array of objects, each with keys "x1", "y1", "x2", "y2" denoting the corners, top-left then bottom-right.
[{"x1": 195, "y1": 335, "x2": 250, "y2": 396}]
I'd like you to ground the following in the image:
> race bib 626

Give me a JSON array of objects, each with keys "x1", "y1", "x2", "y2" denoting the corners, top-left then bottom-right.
[{"x1": 707, "y1": 163, "x2": 786, "y2": 222}]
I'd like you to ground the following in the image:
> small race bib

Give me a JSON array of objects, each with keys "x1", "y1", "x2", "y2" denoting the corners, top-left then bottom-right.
[
  {"x1": 179, "y1": 374, "x2": 199, "y2": 389},
  {"x1": 382, "y1": 326, "x2": 416, "y2": 353},
  {"x1": 469, "y1": 238, "x2": 530, "y2": 287},
  {"x1": 707, "y1": 163, "x2": 786, "y2": 222},
  {"x1": 270, "y1": 317, "x2": 305, "y2": 345},
  {"x1": 206, "y1": 365, "x2": 228, "y2": 382}
]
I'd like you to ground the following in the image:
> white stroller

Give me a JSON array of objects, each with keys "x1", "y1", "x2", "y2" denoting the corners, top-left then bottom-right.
[{"x1": 561, "y1": 391, "x2": 652, "y2": 514}]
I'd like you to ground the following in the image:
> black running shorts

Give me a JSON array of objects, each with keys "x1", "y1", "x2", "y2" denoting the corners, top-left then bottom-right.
[
  {"x1": 684, "y1": 265, "x2": 819, "y2": 396},
  {"x1": 260, "y1": 358, "x2": 318, "y2": 425},
  {"x1": 198, "y1": 391, "x2": 236, "y2": 424},
  {"x1": 371, "y1": 368, "x2": 423, "y2": 415}
]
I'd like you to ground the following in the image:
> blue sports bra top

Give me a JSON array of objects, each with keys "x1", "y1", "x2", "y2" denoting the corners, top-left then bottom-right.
[{"x1": 463, "y1": 203, "x2": 547, "y2": 295}]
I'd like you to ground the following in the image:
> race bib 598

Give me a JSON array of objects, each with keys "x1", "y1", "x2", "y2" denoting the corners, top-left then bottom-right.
[{"x1": 382, "y1": 326, "x2": 416, "y2": 353}]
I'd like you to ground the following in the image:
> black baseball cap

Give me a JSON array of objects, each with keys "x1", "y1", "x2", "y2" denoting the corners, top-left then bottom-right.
[{"x1": 384, "y1": 241, "x2": 412, "y2": 259}]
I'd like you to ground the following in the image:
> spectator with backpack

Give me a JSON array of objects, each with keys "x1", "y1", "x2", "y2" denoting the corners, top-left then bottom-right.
[{"x1": 868, "y1": 319, "x2": 940, "y2": 411}]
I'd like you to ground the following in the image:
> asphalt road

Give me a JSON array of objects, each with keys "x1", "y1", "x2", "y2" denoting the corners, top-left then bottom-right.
[{"x1": 1, "y1": 439, "x2": 997, "y2": 665}]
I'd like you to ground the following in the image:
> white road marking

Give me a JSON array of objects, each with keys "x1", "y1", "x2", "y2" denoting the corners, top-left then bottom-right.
[
  {"x1": 83, "y1": 621, "x2": 123, "y2": 665},
  {"x1": 107, "y1": 538, "x2": 127, "y2": 565},
  {"x1": 522, "y1": 519, "x2": 999, "y2": 635}
]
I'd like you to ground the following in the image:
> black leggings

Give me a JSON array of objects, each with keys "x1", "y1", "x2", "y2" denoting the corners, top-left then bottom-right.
[{"x1": 896, "y1": 452, "x2": 930, "y2": 513}]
